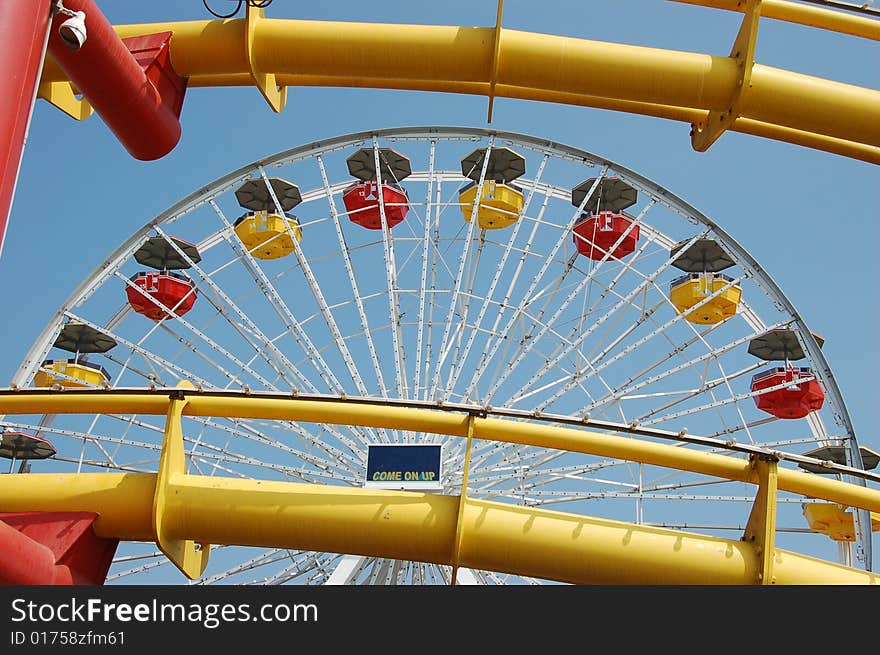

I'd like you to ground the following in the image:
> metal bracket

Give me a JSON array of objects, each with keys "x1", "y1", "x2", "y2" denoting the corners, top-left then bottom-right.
[
  {"x1": 743, "y1": 453, "x2": 778, "y2": 584},
  {"x1": 691, "y1": 0, "x2": 761, "y2": 151},
  {"x1": 245, "y1": 5, "x2": 287, "y2": 113},
  {"x1": 486, "y1": 0, "x2": 505, "y2": 123},
  {"x1": 153, "y1": 381, "x2": 211, "y2": 579},
  {"x1": 450, "y1": 415, "x2": 476, "y2": 585},
  {"x1": 37, "y1": 80, "x2": 93, "y2": 121}
]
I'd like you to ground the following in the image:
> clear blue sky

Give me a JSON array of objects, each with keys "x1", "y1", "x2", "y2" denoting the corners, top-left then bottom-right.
[{"x1": 0, "y1": 2, "x2": 877, "y2": 580}]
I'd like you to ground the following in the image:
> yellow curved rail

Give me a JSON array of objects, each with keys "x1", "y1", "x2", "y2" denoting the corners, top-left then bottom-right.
[
  {"x1": 36, "y1": 6, "x2": 880, "y2": 164},
  {"x1": 0, "y1": 390, "x2": 878, "y2": 584},
  {"x1": 674, "y1": 0, "x2": 880, "y2": 40}
]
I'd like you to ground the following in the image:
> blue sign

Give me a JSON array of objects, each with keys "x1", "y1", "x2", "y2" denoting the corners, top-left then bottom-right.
[{"x1": 365, "y1": 444, "x2": 442, "y2": 490}]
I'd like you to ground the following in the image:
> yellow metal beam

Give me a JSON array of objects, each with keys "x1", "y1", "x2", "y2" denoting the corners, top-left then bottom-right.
[
  {"x1": 691, "y1": 0, "x2": 761, "y2": 151},
  {"x1": 245, "y1": 5, "x2": 286, "y2": 112},
  {"x1": 743, "y1": 454, "x2": 779, "y2": 584},
  {"x1": 494, "y1": 84, "x2": 880, "y2": 164},
  {"x1": 486, "y1": 0, "x2": 505, "y2": 123},
  {"x1": 37, "y1": 80, "x2": 93, "y2": 121},
  {"x1": 34, "y1": 17, "x2": 880, "y2": 161},
  {"x1": 153, "y1": 388, "x2": 211, "y2": 579},
  {"x1": 450, "y1": 416, "x2": 476, "y2": 585},
  {"x1": 671, "y1": 0, "x2": 880, "y2": 41},
  {"x1": 1, "y1": 391, "x2": 878, "y2": 514},
  {"x1": 0, "y1": 471, "x2": 877, "y2": 584}
]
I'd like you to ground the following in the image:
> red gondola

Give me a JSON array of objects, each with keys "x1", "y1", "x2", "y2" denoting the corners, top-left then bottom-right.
[
  {"x1": 572, "y1": 211, "x2": 639, "y2": 260},
  {"x1": 751, "y1": 366, "x2": 825, "y2": 419},
  {"x1": 126, "y1": 271, "x2": 197, "y2": 321},
  {"x1": 342, "y1": 181, "x2": 409, "y2": 230}
]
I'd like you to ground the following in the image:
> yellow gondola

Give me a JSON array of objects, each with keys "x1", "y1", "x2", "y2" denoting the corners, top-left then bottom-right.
[
  {"x1": 233, "y1": 210, "x2": 302, "y2": 260},
  {"x1": 459, "y1": 180, "x2": 524, "y2": 230},
  {"x1": 669, "y1": 272, "x2": 741, "y2": 324},
  {"x1": 33, "y1": 358, "x2": 111, "y2": 388}
]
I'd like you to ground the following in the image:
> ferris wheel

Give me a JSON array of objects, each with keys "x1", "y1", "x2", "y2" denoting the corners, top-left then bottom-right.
[{"x1": 3, "y1": 126, "x2": 876, "y2": 584}]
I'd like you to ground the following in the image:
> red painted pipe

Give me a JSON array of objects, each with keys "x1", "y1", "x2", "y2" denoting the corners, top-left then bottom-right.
[
  {"x1": 46, "y1": 0, "x2": 182, "y2": 160},
  {"x1": 0, "y1": 1, "x2": 52, "y2": 259}
]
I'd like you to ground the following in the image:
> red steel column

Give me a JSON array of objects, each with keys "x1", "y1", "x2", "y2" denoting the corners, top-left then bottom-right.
[{"x1": 0, "y1": 0, "x2": 53, "y2": 259}]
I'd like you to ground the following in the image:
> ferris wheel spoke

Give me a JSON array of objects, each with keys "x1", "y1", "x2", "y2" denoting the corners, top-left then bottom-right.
[
  {"x1": 96, "y1": 409, "x2": 362, "y2": 480},
  {"x1": 550, "y1": 236, "x2": 659, "y2": 360},
  {"x1": 152, "y1": 226, "x2": 313, "y2": 391},
  {"x1": 638, "y1": 371, "x2": 819, "y2": 427},
  {"x1": 371, "y1": 137, "x2": 409, "y2": 401},
  {"x1": 213, "y1": 416, "x2": 364, "y2": 478},
  {"x1": 257, "y1": 165, "x2": 374, "y2": 399},
  {"x1": 418, "y1": 178, "x2": 447, "y2": 401},
  {"x1": 505, "y1": 227, "x2": 707, "y2": 403},
  {"x1": 532, "y1": 274, "x2": 749, "y2": 415},
  {"x1": 429, "y1": 139, "x2": 496, "y2": 402},
  {"x1": 111, "y1": 549, "x2": 166, "y2": 565},
  {"x1": 617, "y1": 363, "x2": 760, "y2": 411},
  {"x1": 245, "y1": 551, "x2": 338, "y2": 585},
  {"x1": 441, "y1": 234, "x2": 489, "y2": 397},
  {"x1": 804, "y1": 411, "x2": 830, "y2": 440},
  {"x1": 315, "y1": 154, "x2": 389, "y2": 399},
  {"x1": 472, "y1": 458, "x2": 635, "y2": 492},
  {"x1": 484, "y1": 215, "x2": 659, "y2": 406},
  {"x1": 107, "y1": 553, "x2": 179, "y2": 582},
  {"x1": 60, "y1": 311, "x2": 215, "y2": 389},
  {"x1": 210, "y1": 200, "x2": 387, "y2": 447},
  {"x1": 115, "y1": 271, "x2": 281, "y2": 390},
  {"x1": 582, "y1": 319, "x2": 791, "y2": 416},
  {"x1": 506, "y1": 232, "x2": 715, "y2": 411},
  {"x1": 464, "y1": 167, "x2": 611, "y2": 401},
  {"x1": 209, "y1": 200, "x2": 346, "y2": 394},
  {"x1": 446, "y1": 155, "x2": 551, "y2": 399},
  {"x1": 461, "y1": 191, "x2": 552, "y2": 401},
  {"x1": 195, "y1": 548, "x2": 285, "y2": 585},
  {"x1": 414, "y1": 139, "x2": 437, "y2": 400}
]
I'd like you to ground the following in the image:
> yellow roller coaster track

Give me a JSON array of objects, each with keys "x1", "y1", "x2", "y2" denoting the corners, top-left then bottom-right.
[
  {"x1": 37, "y1": 0, "x2": 880, "y2": 163},
  {"x1": 1, "y1": 389, "x2": 878, "y2": 584}
]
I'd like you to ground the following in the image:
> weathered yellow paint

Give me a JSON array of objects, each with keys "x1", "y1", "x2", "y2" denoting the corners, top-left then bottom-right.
[
  {"x1": 35, "y1": 17, "x2": 880, "y2": 162},
  {"x1": 0, "y1": 473, "x2": 155, "y2": 540}
]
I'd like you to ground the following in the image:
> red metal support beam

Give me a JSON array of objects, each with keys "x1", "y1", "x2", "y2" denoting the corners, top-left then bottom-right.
[
  {"x1": 0, "y1": 0, "x2": 53, "y2": 259},
  {"x1": 46, "y1": 0, "x2": 186, "y2": 162},
  {"x1": 0, "y1": 511, "x2": 119, "y2": 585}
]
